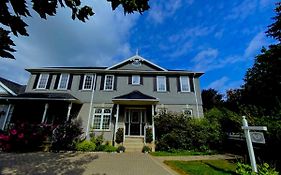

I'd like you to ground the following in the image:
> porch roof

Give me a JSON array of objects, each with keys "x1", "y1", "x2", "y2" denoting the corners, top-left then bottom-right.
[
  {"x1": 112, "y1": 90, "x2": 159, "y2": 105},
  {"x1": 0, "y1": 92, "x2": 80, "y2": 103}
]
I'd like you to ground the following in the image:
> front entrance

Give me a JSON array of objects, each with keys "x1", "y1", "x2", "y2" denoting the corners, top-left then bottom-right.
[{"x1": 125, "y1": 108, "x2": 146, "y2": 136}]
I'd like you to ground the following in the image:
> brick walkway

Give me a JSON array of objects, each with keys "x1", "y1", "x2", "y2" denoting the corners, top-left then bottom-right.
[{"x1": 0, "y1": 152, "x2": 176, "y2": 175}]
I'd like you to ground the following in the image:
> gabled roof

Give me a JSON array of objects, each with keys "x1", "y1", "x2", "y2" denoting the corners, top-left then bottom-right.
[
  {"x1": 106, "y1": 55, "x2": 167, "y2": 71},
  {"x1": 0, "y1": 77, "x2": 25, "y2": 95},
  {"x1": 113, "y1": 90, "x2": 157, "y2": 100}
]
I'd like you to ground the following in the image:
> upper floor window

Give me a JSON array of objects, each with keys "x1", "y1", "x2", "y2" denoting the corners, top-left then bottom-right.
[
  {"x1": 180, "y1": 76, "x2": 190, "y2": 92},
  {"x1": 183, "y1": 108, "x2": 193, "y2": 116},
  {"x1": 58, "y1": 73, "x2": 69, "y2": 90},
  {"x1": 157, "y1": 76, "x2": 166, "y2": 92},
  {"x1": 104, "y1": 75, "x2": 114, "y2": 90},
  {"x1": 132, "y1": 75, "x2": 140, "y2": 85},
  {"x1": 83, "y1": 74, "x2": 94, "y2": 90},
  {"x1": 92, "y1": 108, "x2": 111, "y2": 130},
  {"x1": 37, "y1": 74, "x2": 49, "y2": 89}
]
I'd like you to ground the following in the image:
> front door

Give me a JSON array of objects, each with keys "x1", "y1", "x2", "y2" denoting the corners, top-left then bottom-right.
[{"x1": 125, "y1": 109, "x2": 146, "y2": 136}]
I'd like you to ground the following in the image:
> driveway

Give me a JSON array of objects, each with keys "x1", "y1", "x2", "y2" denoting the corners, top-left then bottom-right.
[{"x1": 0, "y1": 152, "x2": 176, "y2": 175}]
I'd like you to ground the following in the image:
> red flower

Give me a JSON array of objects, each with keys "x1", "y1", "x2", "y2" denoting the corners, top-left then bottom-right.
[
  {"x1": 0, "y1": 134, "x2": 10, "y2": 141},
  {"x1": 18, "y1": 133, "x2": 24, "y2": 139},
  {"x1": 10, "y1": 129, "x2": 17, "y2": 135}
]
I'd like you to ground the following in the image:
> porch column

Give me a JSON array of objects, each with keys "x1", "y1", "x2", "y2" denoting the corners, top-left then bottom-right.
[
  {"x1": 41, "y1": 103, "x2": 49, "y2": 123},
  {"x1": 152, "y1": 105, "x2": 155, "y2": 142},
  {"x1": 66, "y1": 103, "x2": 72, "y2": 121},
  {"x1": 2, "y1": 104, "x2": 11, "y2": 130},
  {"x1": 115, "y1": 104, "x2": 120, "y2": 136}
]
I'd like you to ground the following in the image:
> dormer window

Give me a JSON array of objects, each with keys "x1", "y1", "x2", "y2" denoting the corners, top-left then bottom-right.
[
  {"x1": 36, "y1": 74, "x2": 49, "y2": 89},
  {"x1": 132, "y1": 75, "x2": 140, "y2": 85},
  {"x1": 131, "y1": 58, "x2": 141, "y2": 67},
  {"x1": 58, "y1": 73, "x2": 69, "y2": 90}
]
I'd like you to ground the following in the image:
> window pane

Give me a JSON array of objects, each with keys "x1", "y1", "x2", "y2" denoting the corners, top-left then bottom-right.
[
  {"x1": 105, "y1": 75, "x2": 114, "y2": 90},
  {"x1": 132, "y1": 75, "x2": 140, "y2": 85},
  {"x1": 180, "y1": 76, "x2": 190, "y2": 92},
  {"x1": 37, "y1": 74, "x2": 49, "y2": 89},
  {"x1": 95, "y1": 108, "x2": 102, "y2": 113},
  {"x1": 104, "y1": 108, "x2": 111, "y2": 113},
  {"x1": 83, "y1": 75, "x2": 93, "y2": 90},
  {"x1": 59, "y1": 74, "x2": 69, "y2": 89},
  {"x1": 157, "y1": 76, "x2": 166, "y2": 91},
  {"x1": 102, "y1": 115, "x2": 110, "y2": 129},
  {"x1": 93, "y1": 115, "x2": 102, "y2": 129}
]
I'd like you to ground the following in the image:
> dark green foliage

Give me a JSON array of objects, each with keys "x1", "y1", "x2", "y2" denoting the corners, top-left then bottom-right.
[
  {"x1": 115, "y1": 128, "x2": 124, "y2": 144},
  {"x1": 266, "y1": 2, "x2": 281, "y2": 42},
  {"x1": 76, "y1": 140, "x2": 96, "y2": 152},
  {"x1": 0, "y1": 0, "x2": 150, "y2": 59},
  {"x1": 236, "y1": 162, "x2": 279, "y2": 175},
  {"x1": 142, "y1": 145, "x2": 152, "y2": 153},
  {"x1": 117, "y1": 145, "x2": 126, "y2": 153},
  {"x1": 90, "y1": 133, "x2": 104, "y2": 146},
  {"x1": 201, "y1": 89, "x2": 224, "y2": 111},
  {"x1": 155, "y1": 112, "x2": 224, "y2": 152},
  {"x1": 51, "y1": 120, "x2": 83, "y2": 151},
  {"x1": 145, "y1": 127, "x2": 153, "y2": 143},
  {"x1": 104, "y1": 145, "x2": 117, "y2": 152}
]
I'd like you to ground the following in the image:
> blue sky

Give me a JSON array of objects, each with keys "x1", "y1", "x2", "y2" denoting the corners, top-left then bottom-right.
[{"x1": 0, "y1": 0, "x2": 277, "y2": 94}]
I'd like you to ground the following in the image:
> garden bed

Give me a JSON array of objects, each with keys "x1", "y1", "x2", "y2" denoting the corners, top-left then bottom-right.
[{"x1": 150, "y1": 150, "x2": 216, "y2": 156}]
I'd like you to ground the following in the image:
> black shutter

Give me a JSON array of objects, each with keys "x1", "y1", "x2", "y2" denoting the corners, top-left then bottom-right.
[
  {"x1": 128, "y1": 75, "x2": 132, "y2": 84},
  {"x1": 79, "y1": 75, "x2": 84, "y2": 90},
  {"x1": 177, "y1": 77, "x2": 181, "y2": 92},
  {"x1": 189, "y1": 76, "x2": 194, "y2": 92},
  {"x1": 153, "y1": 76, "x2": 157, "y2": 91},
  {"x1": 46, "y1": 74, "x2": 53, "y2": 89},
  {"x1": 33, "y1": 74, "x2": 40, "y2": 89},
  {"x1": 140, "y1": 75, "x2": 143, "y2": 85},
  {"x1": 113, "y1": 76, "x2": 117, "y2": 90},
  {"x1": 100, "y1": 75, "x2": 105, "y2": 90},
  {"x1": 94, "y1": 75, "x2": 97, "y2": 90},
  {"x1": 67, "y1": 74, "x2": 73, "y2": 90},
  {"x1": 54, "y1": 74, "x2": 60, "y2": 89},
  {"x1": 166, "y1": 77, "x2": 170, "y2": 91}
]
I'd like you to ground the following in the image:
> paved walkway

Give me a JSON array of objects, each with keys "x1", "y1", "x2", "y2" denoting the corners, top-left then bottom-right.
[{"x1": 0, "y1": 152, "x2": 176, "y2": 175}]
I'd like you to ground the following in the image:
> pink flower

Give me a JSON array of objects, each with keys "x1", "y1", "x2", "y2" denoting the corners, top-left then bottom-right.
[
  {"x1": 10, "y1": 129, "x2": 17, "y2": 135},
  {"x1": 0, "y1": 134, "x2": 10, "y2": 141},
  {"x1": 18, "y1": 133, "x2": 24, "y2": 139}
]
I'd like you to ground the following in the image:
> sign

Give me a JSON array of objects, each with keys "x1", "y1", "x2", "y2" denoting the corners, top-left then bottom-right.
[{"x1": 250, "y1": 132, "x2": 265, "y2": 144}]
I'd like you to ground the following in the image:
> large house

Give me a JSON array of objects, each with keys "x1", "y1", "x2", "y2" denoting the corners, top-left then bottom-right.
[{"x1": 1, "y1": 55, "x2": 204, "y2": 151}]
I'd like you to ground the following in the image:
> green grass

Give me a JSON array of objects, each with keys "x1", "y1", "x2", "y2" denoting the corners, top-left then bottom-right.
[
  {"x1": 150, "y1": 150, "x2": 216, "y2": 156},
  {"x1": 164, "y1": 160, "x2": 237, "y2": 175}
]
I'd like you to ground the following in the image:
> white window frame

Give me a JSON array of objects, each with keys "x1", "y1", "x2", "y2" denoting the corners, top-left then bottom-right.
[
  {"x1": 132, "y1": 75, "x2": 140, "y2": 85},
  {"x1": 183, "y1": 108, "x2": 193, "y2": 116},
  {"x1": 180, "y1": 76, "x2": 190, "y2": 92},
  {"x1": 58, "y1": 73, "x2": 70, "y2": 90},
  {"x1": 82, "y1": 74, "x2": 95, "y2": 90},
  {"x1": 157, "y1": 76, "x2": 166, "y2": 92},
  {"x1": 92, "y1": 108, "x2": 111, "y2": 131},
  {"x1": 36, "y1": 73, "x2": 49, "y2": 89},
  {"x1": 104, "y1": 75, "x2": 114, "y2": 91}
]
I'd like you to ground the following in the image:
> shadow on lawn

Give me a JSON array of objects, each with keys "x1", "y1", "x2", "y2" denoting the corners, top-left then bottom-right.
[{"x1": 0, "y1": 152, "x2": 99, "y2": 175}]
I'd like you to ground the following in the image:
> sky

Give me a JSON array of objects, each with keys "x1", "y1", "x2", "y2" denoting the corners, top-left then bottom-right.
[{"x1": 0, "y1": 0, "x2": 278, "y2": 94}]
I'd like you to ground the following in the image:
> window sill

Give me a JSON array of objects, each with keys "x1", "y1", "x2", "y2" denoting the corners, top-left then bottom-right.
[
  {"x1": 56, "y1": 89, "x2": 69, "y2": 91},
  {"x1": 178, "y1": 91, "x2": 192, "y2": 93},
  {"x1": 93, "y1": 129, "x2": 111, "y2": 132},
  {"x1": 103, "y1": 89, "x2": 114, "y2": 92}
]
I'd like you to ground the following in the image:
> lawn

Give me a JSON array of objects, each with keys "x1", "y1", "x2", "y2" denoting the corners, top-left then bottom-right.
[
  {"x1": 150, "y1": 150, "x2": 216, "y2": 156},
  {"x1": 164, "y1": 160, "x2": 237, "y2": 175}
]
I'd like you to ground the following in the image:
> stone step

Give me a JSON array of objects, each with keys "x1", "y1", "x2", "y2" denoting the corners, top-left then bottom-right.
[{"x1": 124, "y1": 137, "x2": 144, "y2": 152}]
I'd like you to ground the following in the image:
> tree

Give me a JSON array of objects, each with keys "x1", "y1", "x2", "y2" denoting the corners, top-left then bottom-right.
[
  {"x1": 0, "y1": 0, "x2": 150, "y2": 59},
  {"x1": 201, "y1": 88, "x2": 224, "y2": 111}
]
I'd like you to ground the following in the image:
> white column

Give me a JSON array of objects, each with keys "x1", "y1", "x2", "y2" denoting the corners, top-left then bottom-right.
[
  {"x1": 66, "y1": 103, "x2": 72, "y2": 121},
  {"x1": 2, "y1": 104, "x2": 11, "y2": 130},
  {"x1": 41, "y1": 103, "x2": 49, "y2": 123},
  {"x1": 242, "y1": 116, "x2": 257, "y2": 173},
  {"x1": 193, "y1": 76, "x2": 200, "y2": 117},
  {"x1": 86, "y1": 74, "x2": 96, "y2": 139},
  {"x1": 115, "y1": 104, "x2": 120, "y2": 135},
  {"x1": 152, "y1": 105, "x2": 155, "y2": 142}
]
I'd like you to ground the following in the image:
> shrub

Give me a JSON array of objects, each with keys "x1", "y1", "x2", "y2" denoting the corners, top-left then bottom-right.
[
  {"x1": 90, "y1": 133, "x2": 104, "y2": 146},
  {"x1": 76, "y1": 140, "x2": 96, "y2": 152},
  {"x1": 95, "y1": 144, "x2": 106, "y2": 151},
  {"x1": 51, "y1": 120, "x2": 83, "y2": 151},
  {"x1": 115, "y1": 128, "x2": 124, "y2": 144},
  {"x1": 117, "y1": 145, "x2": 126, "y2": 153},
  {"x1": 104, "y1": 145, "x2": 117, "y2": 152},
  {"x1": 142, "y1": 145, "x2": 152, "y2": 153},
  {"x1": 236, "y1": 162, "x2": 279, "y2": 175},
  {"x1": 145, "y1": 127, "x2": 153, "y2": 143}
]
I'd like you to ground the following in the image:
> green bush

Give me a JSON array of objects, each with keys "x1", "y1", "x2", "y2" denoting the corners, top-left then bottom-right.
[
  {"x1": 76, "y1": 140, "x2": 96, "y2": 152},
  {"x1": 90, "y1": 133, "x2": 104, "y2": 146},
  {"x1": 104, "y1": 145, "x2": 117, "y2": 152},
  {"x1": 236, "y1": 162, "x2": 279, "y2": 175},
  {"x1": 145, "y1": 127, "x2": 153, "y2": 143},
  {"x1": 95, "y1": 144, "x2": 106, "y2": 151},
  {"x1": 115, "y1": 128, "x2": 124, "y2": 144},
  {"x1": 142, "y1": 145, "x2": 152, "y2": 153}
]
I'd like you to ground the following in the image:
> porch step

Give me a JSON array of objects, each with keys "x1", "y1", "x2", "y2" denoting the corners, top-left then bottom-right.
[{"x1": 124, "y1": 137, "x2": 145, "y2": 152}]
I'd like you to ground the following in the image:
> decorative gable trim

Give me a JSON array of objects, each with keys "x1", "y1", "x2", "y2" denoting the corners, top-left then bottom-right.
[
  {"x1": 106, "y1": 55, "x2": 167, "y2": 71},
  {"x1": 0, "y1": 82, "x2": 16, "y2": 96}
]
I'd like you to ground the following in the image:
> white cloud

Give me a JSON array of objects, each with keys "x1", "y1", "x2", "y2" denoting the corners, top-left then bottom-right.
[
  {"x1": 207, "y1": 76, "x2": 243, "y2": 93},
  {"x1": 244, "y1": 31, "x2": 267, "y2": 58},
  {"x1": 225, "y1": 0, "x2": 257, "y2": 20},
  {"x1": 0, "y1": 0, "x2": 138, "y2": 84}
]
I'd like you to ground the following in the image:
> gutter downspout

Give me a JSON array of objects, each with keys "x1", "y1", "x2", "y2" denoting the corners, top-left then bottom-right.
[
  {"x1": 86, "y1": 74, "x2": 97, "y2": 139},
  {"x1": 193, "y1": 73, "x2": 200, "y2": 117}
]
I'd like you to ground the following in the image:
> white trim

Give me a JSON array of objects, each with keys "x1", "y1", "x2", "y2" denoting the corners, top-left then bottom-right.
[
  {"x1": 58, "y1": 73, "x2": 70, "y2": 90},
  {"x1": 104, "y1": 75, "x2": 114, "y2": 91},
  {"x1": 0, "y1": 82, "x2": 16, "y2": 96},
  {"x1": 180, "y1": 76, "x2": 190, "y2": 92},
  {"x1": 92, "y1": 108, "x2": 112, "y2": 131},
  {"x1": 2, "y1": 104, "x2": 11, "y2": 130},
  {"x1": 113, "y1": 99, "x2": 159, "y2": 102},
  {"x1": 132, "y1": 75, "x2": 140, "y2": 85},
  {"x1": 182, "y1": 108, "x2": 193, "y2": 116},
  {"x1": 86, "y1": 74, "x2": 96, "y2": 139},
  {"x1": 193, "y1": 76, "x2": 200, "y2": 117},
  {"x1": 156, "y1": 76, "x2": 166, "y2": 92},
  {"x1": 82, "y1": 74, "x2": 95, "y2": 90},
  {"x1": 36, "y1": 73, "x2": 49, "y2": 89},
  {"x1": 106, "y1": 55, "x2": 167, "y2": 71},
  {"x1": 41, "y1": 103, "x2": 49, "y2": 123}
]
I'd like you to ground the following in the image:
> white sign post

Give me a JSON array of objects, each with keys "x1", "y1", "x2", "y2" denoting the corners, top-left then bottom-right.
[{"x1": 242, "y1": 116, "x2": 267, "y2": 173}]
